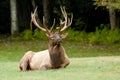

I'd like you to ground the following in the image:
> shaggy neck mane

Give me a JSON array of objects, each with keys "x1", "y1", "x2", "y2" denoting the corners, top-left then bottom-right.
[{"x1": 48, "y1": 42, "x2": 65, "y2": 68}]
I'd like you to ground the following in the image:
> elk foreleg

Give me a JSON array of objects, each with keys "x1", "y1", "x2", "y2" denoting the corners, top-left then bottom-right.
[
  {"x1": 60, "y1": 59, "x2": 70, "y2": 68},
  {"x1": 19, "y1": 51, "x2": 35, "y2": 71}
]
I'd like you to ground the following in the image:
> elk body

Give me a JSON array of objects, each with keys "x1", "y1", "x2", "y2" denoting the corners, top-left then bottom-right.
[{"x1": 19, "y1": 6, "x2": 73, "y2": 71}]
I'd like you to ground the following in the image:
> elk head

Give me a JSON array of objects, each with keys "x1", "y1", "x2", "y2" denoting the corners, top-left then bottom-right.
[{"x1": 31, "y1": 6, "x2": 73, "y2": 45}]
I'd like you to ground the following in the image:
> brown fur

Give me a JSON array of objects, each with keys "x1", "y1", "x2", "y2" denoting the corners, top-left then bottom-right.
[
  {"x1": 19, "y1": 41, "x2": 70, "y2": 71},
  {"x1": 19, "y1": 6, "x2": 72, "y2": 71},
  {"x1": 49, "y1": 42, "x2": 69, "y2": 68}
]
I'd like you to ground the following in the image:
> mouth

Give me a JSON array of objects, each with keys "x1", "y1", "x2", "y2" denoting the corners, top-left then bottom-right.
[
  {"x1": 57, "y1": 41, "x2": 61, "y2": 44},
  {"x1": 56, "y1": 40, "x2": 62, "y2": 45}
]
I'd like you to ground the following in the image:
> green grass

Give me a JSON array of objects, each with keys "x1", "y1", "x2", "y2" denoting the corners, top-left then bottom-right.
[
  {"x1": 0, "y1": 40, "x2": 120, "y2": 80},
  {"x1": 0, "y1": 40, "x2": 120, "y2": 61},
  {"x1": 0, "y1": 57, "x2": 120, "y2": 80}
]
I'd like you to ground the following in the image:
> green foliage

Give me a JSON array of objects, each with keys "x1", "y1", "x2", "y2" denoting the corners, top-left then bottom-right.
[
  {"x1": 20, "y1": 29, "x2": 88, "y2": 42},
  {"x1": 20, "y1": 29, "x2": 33, "y2": 40},
  {"x1": 20, "y1": 29, "x2": 48, "y2": 40},
  {"x1": 106, "y1": 29, "x2": 120, "y2": 43},
  {"x1": 67, "y1": 29, "x2": 88, "y2": 43},
  {"x1": 33, "y1": 29, "x2": 47, "y2": 40},
  {"x1": 94, "y1": 0, "x2": 120, "y2": 9},
  {"x1": 88, "y1": 28, "x2": 101, "y2": 44},
  {"x1": 88, "y1": 24, "x2": 120, "y2": 44},
  {"x1": 20, "y1": 27, "x2": 120, "y2": 44}
]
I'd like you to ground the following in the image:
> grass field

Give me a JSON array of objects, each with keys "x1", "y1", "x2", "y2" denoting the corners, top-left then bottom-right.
[
  {"x1": 0, "y1": 57, "x2": 120, "y2": 80},
  {"x1": 0, "y1": 40, "x2": 120, "y2": 61},
  {"x1": 0, "y1": 40, "x2": 120, "y2": 80}
]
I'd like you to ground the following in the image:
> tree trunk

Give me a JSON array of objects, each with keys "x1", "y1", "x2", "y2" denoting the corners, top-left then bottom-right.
[
  {"x1": 43, "y1": 0, "x2": 50, "y2": 26},
  {"x1": 109, "y1": 8, "x2": 116, "y2": 30},
  {"x1": 17, "y1": 0, "x2": 31, "y2": 32},
  {"x1": 10, "y1": 0, "x2": 18, "y2": 35}
]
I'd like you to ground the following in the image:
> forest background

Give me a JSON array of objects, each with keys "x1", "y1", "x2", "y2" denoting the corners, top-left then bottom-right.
[{"x1": 0, "y1": 0, "x2": 120, "y2": 44}]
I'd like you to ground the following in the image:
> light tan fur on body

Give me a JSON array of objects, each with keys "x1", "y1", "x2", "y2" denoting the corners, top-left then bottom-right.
[
  {"x1": 19, "y1": 45, "x2": 69, "y2": 71},
  {"x1": 19, "y1": 6, "x2": 73, "y2": 71}
]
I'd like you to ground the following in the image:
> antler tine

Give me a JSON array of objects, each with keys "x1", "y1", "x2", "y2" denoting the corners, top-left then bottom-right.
[
  {"x1": 67, "y1": 13, "x2": 73, "y2": 27},
  {"x1": 60, "y1": 19, "x2": 65, "y2": 25},
  {"x1": 43, "y1": 16, "x2": 48, "y2": 29},
  {"x1": 31, "y1": 7, "x2": 47, "y2": 32},
  {"x1": 58, "y1": 6, "x2": 67, "y2": 33},
  {"x1": 59, "y1": 6, "x2": 73, "y2": 32},
  {"x1": 60, "y1": 14, "x2": 73, "y2": 32},
  {"x1": 50, "y1": 18, "x2": 55, "y2": 32},
  {"x1": 60, "y1": 6, "x2": 67, "y2": 23},
  {"x1": 58, "y1": 19, "x2": 63, "y2": 33}
]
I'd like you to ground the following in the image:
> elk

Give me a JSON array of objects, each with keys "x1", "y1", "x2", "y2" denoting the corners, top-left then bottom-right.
[{"x1": 19, "y1": 6, "x2": 73, "y2": 71}]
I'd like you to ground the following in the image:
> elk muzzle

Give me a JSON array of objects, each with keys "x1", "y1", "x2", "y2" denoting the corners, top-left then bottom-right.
[{"x1": 57, "y1": 38, "x2": 62, "y2": 44}]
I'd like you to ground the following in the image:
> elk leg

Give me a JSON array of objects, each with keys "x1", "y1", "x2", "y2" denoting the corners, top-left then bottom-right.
[
  {"x1": 60, "y1": 59, "x2": 70, "y2": 68},
  {"x1": 39, "y1": 64, "x2": 51, "y2": 70},
  {"x1": 19, "y1": 51, "x2": 35, "y2": 71},
  {"x1": 19, "y1": 62, "x2": 28, "y2": 71}
]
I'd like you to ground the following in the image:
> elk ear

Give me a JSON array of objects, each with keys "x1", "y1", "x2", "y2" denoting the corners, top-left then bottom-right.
[{"x1": 61, "y1": 33, "x2": 68, "y2": 39}]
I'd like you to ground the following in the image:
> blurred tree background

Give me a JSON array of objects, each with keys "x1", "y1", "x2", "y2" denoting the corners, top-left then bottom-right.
[{"x1": 0, "y1": 0, "x2": 120, "y2": 35}]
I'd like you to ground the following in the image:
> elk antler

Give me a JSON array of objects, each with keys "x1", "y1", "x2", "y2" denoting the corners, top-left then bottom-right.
[
  {"x1": 50, "y1": 18, "x2": 55, "y2": 32},
  {"x1": 59, "y1": 6, "x2": 73, "y2": 32},
  {"x1": 31, "y1": 6, "x2": 72, "y2": 34},
  {"x1": 31, "y1": 7, "x2": 50, "y2": 33}
]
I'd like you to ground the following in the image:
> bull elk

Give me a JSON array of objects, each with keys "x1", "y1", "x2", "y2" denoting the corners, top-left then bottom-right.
[{"x1": 19, "y1": 6, "x2": 73, "y2": 71}]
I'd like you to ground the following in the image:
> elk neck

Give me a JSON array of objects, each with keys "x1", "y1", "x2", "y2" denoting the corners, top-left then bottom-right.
[{"x1": 48, "y1": 41, "x2": 65, "y2": 68}]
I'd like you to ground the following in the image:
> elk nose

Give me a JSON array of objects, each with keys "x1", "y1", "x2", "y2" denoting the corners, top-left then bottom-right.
[{"x1": 57, "y1": 38, "x2": 62, "y2": 43}]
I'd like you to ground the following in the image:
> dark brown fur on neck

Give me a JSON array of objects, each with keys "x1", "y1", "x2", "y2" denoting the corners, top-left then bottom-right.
[{"x1": 49, "y1": 42, "x2": 65, "y2": 68}]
